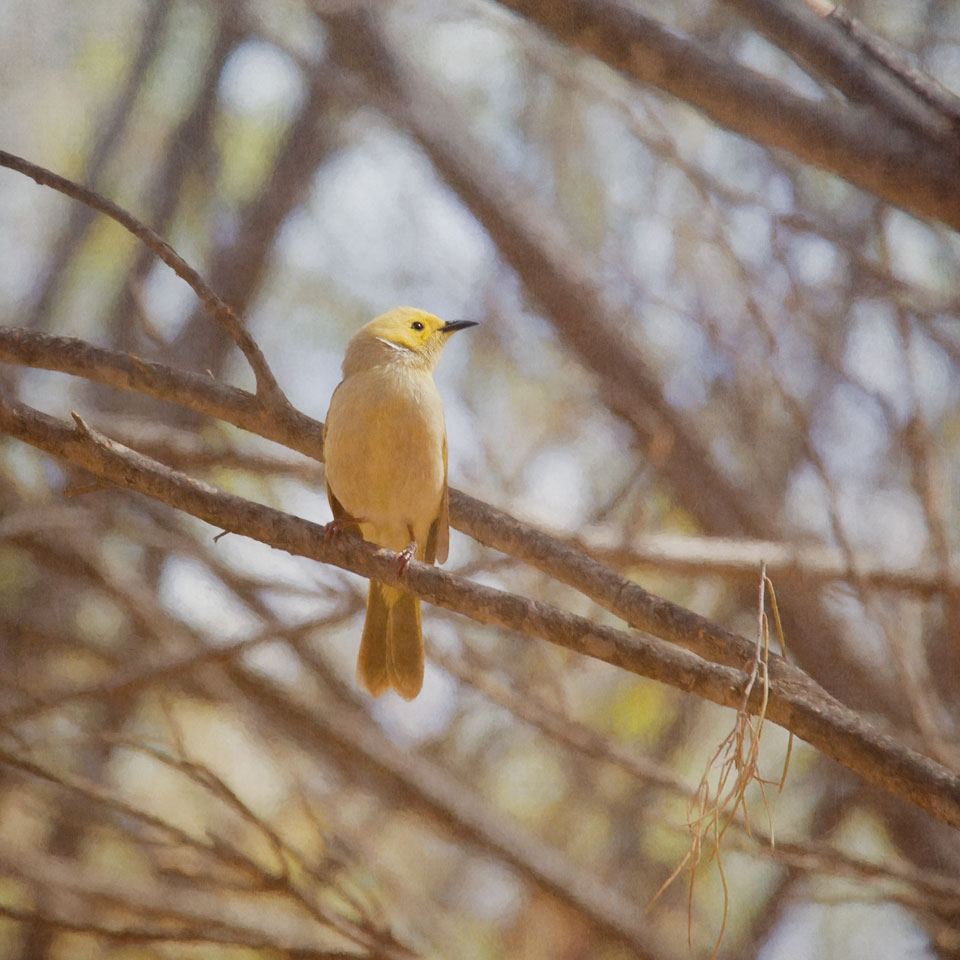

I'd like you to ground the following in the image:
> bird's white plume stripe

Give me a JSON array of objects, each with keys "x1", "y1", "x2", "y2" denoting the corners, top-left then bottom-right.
[{"x1": 374, "y1": 336, "x2": 411, "y2": 353}]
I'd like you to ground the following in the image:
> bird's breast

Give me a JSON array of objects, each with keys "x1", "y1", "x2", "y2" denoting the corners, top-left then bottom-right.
[{"x1": 324, "y1": 366, "x2": 446, "y2": 550}]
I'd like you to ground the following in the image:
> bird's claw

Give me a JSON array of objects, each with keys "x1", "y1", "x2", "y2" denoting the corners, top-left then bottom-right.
[
  {"x1": 397, "y1": 540, "x2": 418, "y2": 575},
  {"x1": 323, "y1": 516, "x2": 359, "y2": 544}
]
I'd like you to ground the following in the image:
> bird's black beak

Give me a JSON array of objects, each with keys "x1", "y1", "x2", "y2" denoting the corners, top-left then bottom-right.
[{"x1": 441, "y1": 320, "x2": 479, "y2": 334}]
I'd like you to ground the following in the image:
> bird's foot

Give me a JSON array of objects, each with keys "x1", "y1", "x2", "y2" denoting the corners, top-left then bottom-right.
[
  {"x1": 322, "y1": 516, "x2": 360, "y2": 544},
  {"x1": 397, "y1": 539, "x2": 418, "y2": 575}
]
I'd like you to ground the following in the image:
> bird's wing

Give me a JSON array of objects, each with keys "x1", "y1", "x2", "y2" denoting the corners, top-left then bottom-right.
[
  {"x1": 321, "y1": 397, "x2": 329, "y2": 458},
  {"x1": 425, "y1": 433, "x2": 450, "y2": 565},
  {"x1": 322, "y1": 389, "x2": 361, "y2": 533},
  {"x1": 325, "y1": 481, "x2": 349, "y2": 521}
]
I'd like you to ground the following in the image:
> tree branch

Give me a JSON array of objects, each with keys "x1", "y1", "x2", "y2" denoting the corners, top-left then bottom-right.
[
  {"x1": 490, "y1": 0, "x2": 960, "y2": 229},
  {"x1": 721, "y1": 0, "x2": 959, "y2": 141},
  {"x1": 227, "y1": 662, "x2": 660, "y2": 954},
  {"x1": 824, "y1": 2, "x2": 960, "y2": 125},
  {"x1": 572, "y1": 530, "x2": 960, "y2": 598},
  {"x1": 0, "y1": 777, "x2": 400, "y2": 957},
  {"x1": 0, "y1": 149, "x2": 289, "y2": 408},
  {"x1": 0, "y1": 324, "x2": 819, "y2": 677},
  {"x1": 1, "y1": 392, "x2": 959, "y2": 830},
  {"x1": 0, "y1": 326, "x2": 323, "y2": 459}
]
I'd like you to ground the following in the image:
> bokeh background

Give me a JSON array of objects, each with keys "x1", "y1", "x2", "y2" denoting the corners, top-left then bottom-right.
[{"x1": 1, "y1": 0, "x2": 960, "y2": 957}]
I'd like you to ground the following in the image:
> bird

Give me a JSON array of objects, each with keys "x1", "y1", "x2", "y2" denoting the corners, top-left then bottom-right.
[{"x1": 322, "y1": 307, "x2": 477, "y2": 699}]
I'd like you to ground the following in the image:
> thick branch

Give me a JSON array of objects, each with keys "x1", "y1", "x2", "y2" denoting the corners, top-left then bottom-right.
[
  {"x1": 0, "y1": 324, "x2": 950, "y2": 731},
  {"x1": 490, "y1": 0, "x2": 960, "y2": 229},
  {"x1": 721, "y1": 0, "x2": 957, "y2": 141},
  {"x1": 825, "y1": 4, "x2": 960, "y2": 125},
  {"x1": 0, "y1": 326, "x2": 323, "y2": 459},
  {"x1": 1, "y1": 393, "x2": 960, "y2": 830}
]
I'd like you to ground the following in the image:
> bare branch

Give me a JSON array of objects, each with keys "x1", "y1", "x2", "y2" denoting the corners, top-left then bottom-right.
[
  {"x1": 227, "y1": 659, "x2": 660, "y2": 954},
  {"x1": 0, "y1": 902, "x2": 347, "y2": 956},
  {"x1": 0, "y1": 326, "x2": 323, "y2": 458},
  {"x1": 572, "y1": 530, "x2": 960, "y2": 598},
  {"x1": 0, "y1": 746, "x2": 409, "y2": 956},
  {"x1": 1, "y1": 392, "x2": 959, "y2": 831},
  {"x1": 0, "y1": 149, "x2": 289, "y2": 407},
  {"x1": 721, "y1": 0, "x2": 960, "y2": 139},
  {"x1": 490, "y1": 0, "x2": 960, "y2": 229},
  {"x1": 0, "y1": 609, "x2": 353, "y2": 725},
  {"x1": 825, "y1": 3, "x2": 960, "y2": 124}
]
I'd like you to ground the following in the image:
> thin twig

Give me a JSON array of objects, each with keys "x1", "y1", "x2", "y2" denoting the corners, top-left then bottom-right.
[{"x1": 0, "y1": 149, "x2": 288, "y2": 407}]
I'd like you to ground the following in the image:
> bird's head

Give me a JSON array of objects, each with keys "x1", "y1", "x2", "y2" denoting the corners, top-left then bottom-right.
[{"x1": 344, "y1": 307, "x2": 477, "y2": 374}]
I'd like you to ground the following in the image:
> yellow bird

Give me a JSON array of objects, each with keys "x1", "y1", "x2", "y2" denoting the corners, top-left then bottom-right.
[{"x1": 323, "y1": 307, "x2": 477, "y2": 699}]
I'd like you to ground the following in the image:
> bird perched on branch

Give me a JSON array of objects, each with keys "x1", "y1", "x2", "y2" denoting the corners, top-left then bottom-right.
[{"x1": 323, "y1": 307, "x2": 477, "y2": 699}]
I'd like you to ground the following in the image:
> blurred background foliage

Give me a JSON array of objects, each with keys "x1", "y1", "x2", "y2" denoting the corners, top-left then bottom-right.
[{"x1": 1, "y1": 0, "x2": 960, "y2": 957}]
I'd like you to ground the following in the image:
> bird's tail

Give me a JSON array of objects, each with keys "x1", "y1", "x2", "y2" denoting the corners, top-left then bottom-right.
[{"x1": 357, "y1": 581, "x2": 424, "y2": 700}]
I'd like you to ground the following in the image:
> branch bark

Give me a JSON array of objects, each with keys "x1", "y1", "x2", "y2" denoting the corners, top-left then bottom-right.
[
  {"x1": 1, "y1": 390, "x2": 959, "y2": 831},
  {"x1": 721, "y1": 0, "x2": 959, "y2": 140},
  {"x1": 0, "y1": 326, "x2": 323, "y2": 459},
  {"x1": 572, "y1": 530, "x2": 960, "y2": 598},
  {"x1": 228, "y1": 662, "x2": 660, "y2": 955},
  {"x1": 490, "y1": 0, "x2": 960, "y2": 229},
  {"x1": 0, "y1": 149, "x2": 288, "y2": 408}
]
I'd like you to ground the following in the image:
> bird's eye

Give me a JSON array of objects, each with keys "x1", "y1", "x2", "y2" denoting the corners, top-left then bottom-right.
[{"x1": 411, "y1": 321, "x2": 424, "y2": 331}]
